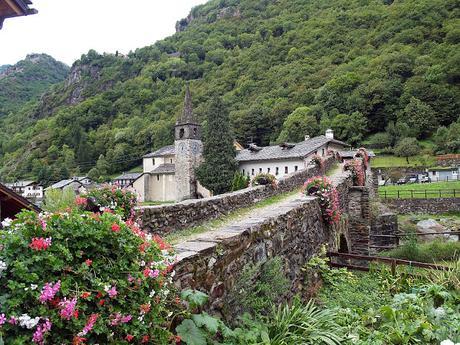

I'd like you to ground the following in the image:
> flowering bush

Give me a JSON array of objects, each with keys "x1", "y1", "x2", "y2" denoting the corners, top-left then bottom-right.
[
  {"x1": 81, "y1": 186, "x2": 137, "y2": 221},
  {"x1": 251, "y1": 173, "x2": 277, "y2": 188},
  {"x1": 302, "y1": 176, "x2": 341, "y2": 225},
  {"x1": 343, "y1": 159, "x2": 365, "y2": 186},
  {"x1": 310, "y1": 154, "x2": 325, "y2": 172},
  {"x1": 354, "y1": 148, "x2": 369, "y2": 170},
  {"x1": 0, "y1": 210, "x2": 176, "y2": 344}
]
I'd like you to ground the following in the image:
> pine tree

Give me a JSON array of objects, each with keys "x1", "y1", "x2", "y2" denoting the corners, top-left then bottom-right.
[{"x1": 196, "y1": 96, "x2": 237, "y2": 195}]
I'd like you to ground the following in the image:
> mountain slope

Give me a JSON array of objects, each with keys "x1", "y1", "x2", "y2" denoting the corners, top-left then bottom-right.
[
  {"x1": 0, "y1": 0, "x2": 458, "y2": 183},
  {"x1": 0, "y1": 54, "x2": 69, "y2": 117}
]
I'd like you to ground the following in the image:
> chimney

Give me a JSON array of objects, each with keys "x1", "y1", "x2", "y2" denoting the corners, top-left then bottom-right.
[
  {"x1": 304, "y1": 135, "x2": 310, "y2": 141},
  {"x1": 325, "y1": 129, "x2": 334, "y2": 139}
]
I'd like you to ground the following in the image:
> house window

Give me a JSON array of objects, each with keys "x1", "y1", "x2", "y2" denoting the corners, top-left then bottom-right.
[
  {"x1": 322, "y1": 148, "x2": 325, "y2": 156},
  {"x1": 285, "y1": 166, "x2": 288, "y2": 174},
  {"x1": 179, "y1": 128, "x2": 185, "y2": 138},
  {"x1": 267, "y1": 168, "x2": 271, "y2": 173},
  {"x1": 276, "y1": 167, "x2": 279, "y2": 175},
  {"x1": 242, "y1": 169, "x2": 245, "y2": 175},
  {"x1": 251, "y1": 169, "x2": 255, "y2": 176},
  {"x1": 152, "y1": 158, "x2": 155, "y2": 165},
  {"x1": 157, "y1": 175, "x2": 160, "y2": 181},
  {"x1": 295, "y1": 166, "x2": 298, "y2": 172},
  {"x1": 170, "y1": 159, "x2": 173, "y2": 163},
  {"x1": 432, "y1": 171, "x2": 436, "y2": 176},
  {"x1": 259, "y1": 168, "x2": 262, "y2": 173}
]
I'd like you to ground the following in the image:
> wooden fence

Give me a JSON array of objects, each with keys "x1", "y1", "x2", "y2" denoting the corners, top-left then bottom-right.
[{"x1": 379, "y1": 189, "x2": 460, "y2": 199}]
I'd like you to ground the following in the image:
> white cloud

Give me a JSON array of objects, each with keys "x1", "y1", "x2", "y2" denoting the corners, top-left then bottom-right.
[{"x1": 0, "y1": 0, "x2": 208, "y2": 66}]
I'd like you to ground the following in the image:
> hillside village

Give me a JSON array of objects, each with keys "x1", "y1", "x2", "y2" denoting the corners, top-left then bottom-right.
[{"x1": 0, "y1": 0, "x2": 459, "y2": 344}]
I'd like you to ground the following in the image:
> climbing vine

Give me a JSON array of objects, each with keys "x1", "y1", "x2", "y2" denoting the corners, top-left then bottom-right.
[{"x1": 302, "y1": 176, "x2": 341, "y2": 225}]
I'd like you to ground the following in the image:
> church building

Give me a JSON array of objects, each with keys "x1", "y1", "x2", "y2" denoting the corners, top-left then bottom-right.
[{"x1": 131, "y1": 86, "x2": 210, "y2": 202}]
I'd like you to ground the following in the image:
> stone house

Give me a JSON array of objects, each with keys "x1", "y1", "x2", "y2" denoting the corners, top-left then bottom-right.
[
  {"x1": 236, "y1": 130, "x2": 349, "y2": 179},
  {"x1": 46, "y1": 176, "x2": 93, "y2": 195},
  {"x1": 4, "y1": 180, "x2": 43, "y2": 200},
  {"x1": 112, "y1": 172, "x2": 143, "y2": 188}
]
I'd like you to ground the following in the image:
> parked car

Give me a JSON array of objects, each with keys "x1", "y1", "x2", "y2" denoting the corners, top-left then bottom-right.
[
  {"x1": 396, "y1": 178, "x2": 407, "y2": 185},
  {"x1": 419, "y1": 175, "x2": 431, "y2": 183},
  {"x1": 407, "y1": 175, "x2": 417, "y2": 184}
]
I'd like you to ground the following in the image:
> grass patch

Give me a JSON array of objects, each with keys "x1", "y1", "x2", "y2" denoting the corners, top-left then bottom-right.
[
  {"x1": 140, "y1": 200, "x2": 175, "y2": 206},
  {"x1": 165, "y1": 189, "x2": 301, "y2": 244},
  {"x1": 372, "y1": 154, "x2": 436, "y2": 168},
  {"x1": 326, "y1": 163, "x2": 340, "y2": 176},
  {"x1": 380, "y1": 239, "x2": 460, "y2": 263},
  {"x1": 379, "y1": 181, "x2": 460, "y2": 198}
]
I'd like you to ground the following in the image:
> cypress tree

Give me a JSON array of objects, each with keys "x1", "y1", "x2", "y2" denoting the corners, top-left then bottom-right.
[{"x1": 196, "y1": 96, "x2": 237, "y2": 195}]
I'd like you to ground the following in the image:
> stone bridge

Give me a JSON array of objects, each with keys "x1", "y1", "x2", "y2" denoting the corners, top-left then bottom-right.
[{"x1": 138, "y1": 157, "x2": 397, "y2": 316}]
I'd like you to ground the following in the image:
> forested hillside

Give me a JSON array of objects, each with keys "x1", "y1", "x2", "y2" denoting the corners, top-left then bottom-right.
[
  {"x1": 0, "y1": 54, "x2": 69, "y2": 117},
  {"x1": 0, "y1": 0, "x2": 458, "y2": 183}
]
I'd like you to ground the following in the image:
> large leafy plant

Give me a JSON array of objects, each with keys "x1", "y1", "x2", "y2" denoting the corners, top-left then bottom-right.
[{"x1": 0, "y1": 210, "x2": 175, "y2": 344}]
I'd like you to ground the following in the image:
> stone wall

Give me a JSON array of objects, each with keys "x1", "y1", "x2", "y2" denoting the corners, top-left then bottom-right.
[
  {"x1": 139, "y1": 156, "x2": 336, "y2": 236},
  {"x1": 347, "y1": 186, "x2": 370, "y2": 254},
  {"x1": 383, "y1": 198, "x2": 460, "y2": 214},
  {"x1": 370, "y1": 203, "x2": 398, "y2": 254},
  {"x1": 171, "y1": 173, "x2": 352, "y2": 318}
]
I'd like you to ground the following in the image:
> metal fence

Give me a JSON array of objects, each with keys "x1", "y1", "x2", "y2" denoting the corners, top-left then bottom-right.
[{"x1": 379, "y1": 189, "x2": 460, "y2": 199}]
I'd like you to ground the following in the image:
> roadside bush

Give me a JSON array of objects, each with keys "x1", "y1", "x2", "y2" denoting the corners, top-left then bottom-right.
[
  {"x1": 82, "y1": 186, "x2": 137, "y2": 221},
  {"x1": 251, "y1": 173, "x2": 277, "y2": 187},
  {"x1": 302, "y1": 176, "x2": 341, "y2": 225},
  {"x1": 0, "y1": 210, "x2": 175, "y2": 344},
  {"x1": 231, "y1": 171, "x2": 250, "y2": 191}
]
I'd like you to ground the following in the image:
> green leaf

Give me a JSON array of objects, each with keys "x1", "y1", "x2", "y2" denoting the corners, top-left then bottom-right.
[
  {"x1": 176, "y1": 319, "x2": 207, "y2": 345},
  {"x1": 192, "y1": 312, "x2": 220, "y2": 334},
  {"x1": 181, "y1": 289, "x2": 209, "y2": 309}
]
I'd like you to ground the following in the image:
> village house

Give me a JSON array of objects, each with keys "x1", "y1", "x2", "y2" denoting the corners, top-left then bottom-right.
[
  {"x1": 0, "y1": 182, "x2": 40, "y2": 224},
  {"x1": 46, "y1": 176, "x2": 93, "y2": 194},
  {"x1": 112, "y1": 172, "x2": 143, "y2": 188},
  {"x1": 427, "y1": 166, "x2": 460, "y2": 182},
  {"x1": 235, "y1": 130, "x2": 349, "y2": 179},
  {"x1": 4, "y1": 180, "x2": 43, "y2": 200}
]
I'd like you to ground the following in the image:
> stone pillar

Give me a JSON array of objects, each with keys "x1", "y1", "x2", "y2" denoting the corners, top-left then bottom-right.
[{"x1": 347, "y1": 186, "x2": 370, "y2": 255}]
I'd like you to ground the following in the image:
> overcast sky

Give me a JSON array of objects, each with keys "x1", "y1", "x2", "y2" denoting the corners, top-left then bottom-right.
[{"x1": 0, "y1": 0, "x2": 208, "y2": 66}]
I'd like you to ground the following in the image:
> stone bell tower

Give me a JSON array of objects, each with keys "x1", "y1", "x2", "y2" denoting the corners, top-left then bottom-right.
[{"x1": 174, "y1": 85, "x2": 203, "y2": 202}]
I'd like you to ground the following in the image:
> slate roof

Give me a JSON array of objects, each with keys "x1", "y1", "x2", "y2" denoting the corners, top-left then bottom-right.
[
  {"x1": 5, "y1": 180, "x2": 35, "y2": 188},
  {"x1": 150, "y1": 164, "x2": 175, "y2": 174},
  {"x1": 236, "y1": 136, "x2": 349, "y2": 162},
  {"x1": 49, "y1": 179, "x2": 82, "y2": 189},
  {"x1": 339, "y1": 150, "x2": 376, "y2": 158},
  {"x1": 113, "y1": 172, "x2": 143, "y2": 181},
  {"x1": 143, "y1": 145, "x2": 175, "y2": 158}
]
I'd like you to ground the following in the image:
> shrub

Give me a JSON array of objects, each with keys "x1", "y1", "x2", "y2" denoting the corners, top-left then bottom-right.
[
  {"x1": 251, "y1": 173, "x2": 277, "y2": 187},
  {"x1": 310, "y1": 154, "x2": 325, "y2": 172},
  {"x1": 42, "y1": 188, "x2": 77, "y2": 212},
  {"x1": 302, "y1": 176, "x2": 341, "y2": 225},
  {"x1": 231, "y1": 171, "x2": 250, "y2": 191},
  {"x1": 82, "y1": 186, "x2": 137, "y2": 221},
  {"x1": 0, "y1": 210, "x2": 175, "y2": 344}
]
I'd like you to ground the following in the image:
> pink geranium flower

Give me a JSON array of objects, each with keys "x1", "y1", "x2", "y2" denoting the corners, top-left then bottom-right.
[
  {"x1": 29, "y1": 237, "x2": 52, "y2": 251},
  {"x1": 59, "y1": 297, "x2": 77, "y2": 320},
  {"x1": 39, "y1": 280, "x2": 61, "y2": 303}
]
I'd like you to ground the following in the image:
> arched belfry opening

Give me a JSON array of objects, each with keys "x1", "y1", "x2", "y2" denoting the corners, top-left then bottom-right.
[{"x1": 338, "y1": 234, "x2": 349, "y2": 253}]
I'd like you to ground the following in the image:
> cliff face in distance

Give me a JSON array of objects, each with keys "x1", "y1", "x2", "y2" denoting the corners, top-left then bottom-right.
[
  {"x1": 0, "y1": 0, "x2": 458, "y2": 183},
  {"x1": 0, "y1": 54, "x2": 69, "y2": 117}
]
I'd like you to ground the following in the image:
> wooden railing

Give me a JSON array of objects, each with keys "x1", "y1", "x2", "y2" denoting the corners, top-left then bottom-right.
[{"x1": 327, "y1": 252, "x2": 451, "y2": 275}]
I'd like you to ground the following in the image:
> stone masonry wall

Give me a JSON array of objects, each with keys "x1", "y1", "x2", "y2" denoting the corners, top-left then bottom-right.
[
  {"x1": 370, "y1": 203, "x2": 398, "y2": 254},
  {"x1": 383, "y1": 198, "x2": 460, "y2": 214},
  {"x1": 139, "y1": 156, "x2": 336, "y2": 236},
  {"x1": 171, "y1": 173, "x2": 352, "y2": 318},
  {"x1": 347, "y1": 186, "x2": 370, "y2": 255}
]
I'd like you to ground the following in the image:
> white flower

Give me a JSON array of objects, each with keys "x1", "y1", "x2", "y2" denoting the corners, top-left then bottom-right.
[
  {"x1": 104, "y1": 285, "x2": 110, "y2": 292},
  {"x1": 18, "y1": 314, "x2": 40, "y2": 329},
  {"x1": 30, "y1": 284, "x2": 38, "y2": 290},
  {"x1": 440, "y1": 340, "x2": 460, "y2": 345},
  {"x1": 171, "y1": 270, "x2": 176, "y2": 277},
  {"x1": 149, "y1": 290, "x2": 156, "y2": 298},
  {"x1": 146, "y1": 234, "x2": 152, "y2": 241},
  {"x1": 140, "y1": 260, "x2": 146, "y2": 267},
  {"x1": 433, "y1": 307, "x2": 445, "y2": 318},
  {"x1": 1, "y1": 218, "x2": 12, "y2": 228}
]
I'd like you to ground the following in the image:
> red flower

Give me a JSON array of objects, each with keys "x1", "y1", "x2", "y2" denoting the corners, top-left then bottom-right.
[
  {"x1": 175, "y1": 335, "x2": 181, "y2": 344},
  {"x1": 49, "y1": 297, "x2": 61, "y2": 308},
  {"x1": 140, "y1": 303, "x2": 151, "y2": 314},
  {"x1": 29, "y1": 237, "x2": 52, "y2": 251},
  {"x1": 153, "y1": 235, "x2": 171, "y2": 250},
  {"x1": 73, "y1": 336, "x2": 87, "y2": 345},
  {"x1": 125, "y1": 334, "x2": 134, "y2": 342},
  {"x1": 99, "y1": 299, "x2": 105, "y2": 306},
  {"x1": 141, "y1": 335, "x2": 150, "y2": 343},
  {"x1": 76, "y1": 197, "x2": 88, "y2": 206},
  {"x1": 96, "y1": 291, "x2": 103, "y2": 298},
  {"x1": 81, "y1": 292, "x2": 91, "y2": 299},
  {"x1": 85, "y1": 259, "x2": 92, "y2": 266},
  {"x1": 74, "y1": 309, "x2": 79, "y2": 319},
  {"x1": 111, "y1": 223, "x2": 121, "y2": 232}
]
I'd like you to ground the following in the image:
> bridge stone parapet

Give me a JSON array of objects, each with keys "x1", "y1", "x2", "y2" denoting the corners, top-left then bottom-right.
[
  {"x1": 171, "y1": 172, "x2": 353, "y2": 317},
  {"x1": 138, "y1": 156, "x2": 336, "y2": 236}
]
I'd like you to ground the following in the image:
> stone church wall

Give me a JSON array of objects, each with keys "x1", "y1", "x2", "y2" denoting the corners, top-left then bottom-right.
[{"x1": 139, "y1": 156, "x2": 336, "y2": 236}]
